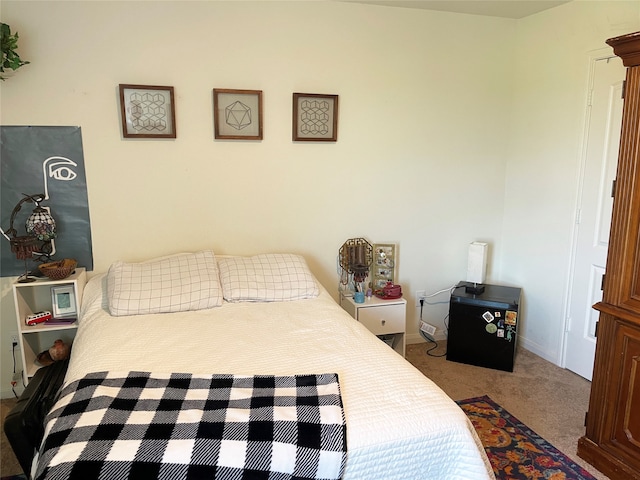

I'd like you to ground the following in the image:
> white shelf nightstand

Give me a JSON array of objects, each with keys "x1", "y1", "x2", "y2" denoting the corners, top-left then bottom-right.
[
  {"x1": 12, "y1": 268, "x2": 86, "y2": 385},
  {"x1": 340, "y1": 293, "x2": 406, "y2": 357}
]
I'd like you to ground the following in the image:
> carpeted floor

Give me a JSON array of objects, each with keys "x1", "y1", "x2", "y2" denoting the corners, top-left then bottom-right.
[
  {"x1": 406, "y1": 341, "x2": 609, "y2": 479},
  {"x1": 0, "y1": 341, "x2": 609, "y2": 479}
]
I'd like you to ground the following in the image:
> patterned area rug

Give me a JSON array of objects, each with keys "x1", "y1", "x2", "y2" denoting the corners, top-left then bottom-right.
[{"x1": 457, "y1": 395, "x2": 596, "y2": 480}]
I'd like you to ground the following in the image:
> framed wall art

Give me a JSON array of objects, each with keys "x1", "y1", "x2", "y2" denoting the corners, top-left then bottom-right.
[
  {"x1": 213, "y1": 89, "x2": 263, "y2": 140},
  {"x1": 293, "y1": 93, "x2": 338, "y2": 142},
  {"x1": 372, "y1": 243, "x2": 397, "y2": 290},
  {"x1": 119, "y1": 84, "x2": 176, "y2": 139}
]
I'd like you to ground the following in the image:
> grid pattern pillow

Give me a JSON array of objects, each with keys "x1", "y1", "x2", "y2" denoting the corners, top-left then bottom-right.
[
  {"x1": 107, "y1": 250, "x2": 223, "y2": 316},
  {"x1": 218, "y1": 254, "x2": 319, "y2": 302}
]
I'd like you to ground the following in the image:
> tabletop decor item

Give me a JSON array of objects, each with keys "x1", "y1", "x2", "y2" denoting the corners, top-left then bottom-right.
[
  {"x1": 338, "y1": 237, "x2": 373, "y2": 296},
  {"x1": 372, "y1": 243, "x2": 397, "y2": 290},
  {"x1": 39, "y1": 258, "x2": 77, "y2": 280},
  {"x1": 0, "y1": 193, "x2": 56, "y2": 282}
]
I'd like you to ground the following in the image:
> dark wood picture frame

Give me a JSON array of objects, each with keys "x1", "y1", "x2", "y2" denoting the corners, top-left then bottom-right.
[
  {"x1": 293, "y1": 93, "x2": 338, "y2": 142},
  {"x1": 213, "y1": 89, "x2": 263, "y2": 140},
  {"x1": 119, "y1": 84, "x2": 176, "y2": 139}
]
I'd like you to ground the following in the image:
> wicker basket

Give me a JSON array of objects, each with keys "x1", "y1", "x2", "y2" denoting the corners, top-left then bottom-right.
[{"x1": 39, "y1": 259, "x2": 77, "y2": 280}]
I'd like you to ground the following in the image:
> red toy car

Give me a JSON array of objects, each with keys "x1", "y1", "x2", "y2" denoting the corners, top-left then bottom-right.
[{"x1": 26, "y1": 311, "x2": 53, "y2": 326}]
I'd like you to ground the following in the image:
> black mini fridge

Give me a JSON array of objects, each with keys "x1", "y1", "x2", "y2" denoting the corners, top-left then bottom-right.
[{"x1": 446, "y1": 283, "x2": 522, "y2": 372}]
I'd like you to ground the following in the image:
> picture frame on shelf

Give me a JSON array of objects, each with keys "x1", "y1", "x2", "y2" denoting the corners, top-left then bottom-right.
[
  {"x1": 119, "y1": 84, "x2": 176, "y2": 139},
  {"x1": 293, "y1": 93, "x2": 338, "y2": 142},
  {"x1": 51, "y1": 285, "x2": 76, "y2": 319},
  {"x1": 372, "y1": 243, "x2": 397, "y2": 290},
  {"x1": 213, "y1": 88, "x2": 263, "y2": 140}
]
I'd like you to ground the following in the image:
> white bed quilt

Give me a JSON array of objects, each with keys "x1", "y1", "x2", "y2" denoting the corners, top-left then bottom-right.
[{"x1": 55, "y1": 273, "x2": 494, "y2": 480}]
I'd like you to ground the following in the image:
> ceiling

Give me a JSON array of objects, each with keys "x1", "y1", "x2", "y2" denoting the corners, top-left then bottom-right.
[{"x1": 339, "y1": 1, "x2": 571, "y2": 19}]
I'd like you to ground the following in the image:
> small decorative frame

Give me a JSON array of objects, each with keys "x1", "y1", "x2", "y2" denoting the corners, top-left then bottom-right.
[
  {"x1": 51, "y1": 285, "x2": 77, "y2": 319},
  {"x1": 293, "y1": 93, "x2": 338, "y2": 142},
  {"x1": 372, "y1": 243, "x2": 397, "y2": 290},
  {"x1": 213, "y1": 89, "x2": 263, "y2": 140},
  {"x1": 119, "y1": 84, "x2": 176, "y2": 139}
]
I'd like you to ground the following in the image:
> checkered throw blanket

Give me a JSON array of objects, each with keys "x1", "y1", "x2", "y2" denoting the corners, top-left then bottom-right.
[{"x1": 34, "y1": 372, "x2": 346, "y2": 480}]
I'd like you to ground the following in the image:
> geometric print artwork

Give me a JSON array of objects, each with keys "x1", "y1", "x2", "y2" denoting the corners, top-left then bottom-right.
[
  {"x1": 128, "y1": 92, "x2": 168, "y2": 132},
  {"x1": 213, "y1": 89, "x2": 263, "y2": 140},
  {"x1": 224, "y1": 101, "x2": 252, "y2": 131},
  {"x1": 119, "y1": 84, "x2": 176, "y2": 139},
  {"x1": 293, "y1": 93, "x2": 338, "y2": 142},
  {"x1": 300, "y1": 99, "x2": 330, "y2": 136}
]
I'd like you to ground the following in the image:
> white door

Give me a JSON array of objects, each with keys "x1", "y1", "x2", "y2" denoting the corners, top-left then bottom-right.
[{"x1": 564, "y1": 55, "x2": 625, "y2": 380}]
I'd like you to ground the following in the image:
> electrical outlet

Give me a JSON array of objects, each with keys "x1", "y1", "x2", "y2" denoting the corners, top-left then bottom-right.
[
  {"x1": 11, "y1": 334, "x2": 19, "y2": 346},
  {"x1": 416, "y1": 290, "x2": 426, "y2": 307},
  {"x1": 12, "y1": 371, "x2": 22, "y2": 382},
  {"x1": 420, "y1": 321, "x2": 437, "y2": 336}
]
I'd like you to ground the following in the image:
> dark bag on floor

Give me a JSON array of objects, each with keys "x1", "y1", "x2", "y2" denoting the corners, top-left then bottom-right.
[{"x1": 4, "y1": 359, "x2": 68, "y2": 476}]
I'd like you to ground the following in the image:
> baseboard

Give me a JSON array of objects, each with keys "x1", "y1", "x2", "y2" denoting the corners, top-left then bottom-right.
[
  {"x1": 517, "y1": 335, "x2": 560, "y2": 365},
  {"x1": 407, "y1": 331, "x2": 447, "y2": 344}
]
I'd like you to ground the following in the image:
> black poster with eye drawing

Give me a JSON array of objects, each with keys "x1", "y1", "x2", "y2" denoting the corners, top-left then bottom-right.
[{"x1": 0, "y1": 126, "x2": 93, "y2": 277}]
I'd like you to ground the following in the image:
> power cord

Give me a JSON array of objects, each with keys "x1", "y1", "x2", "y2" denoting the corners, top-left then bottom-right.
[
  {"x1": 418, "y1": 284, "x2": 458, "y2": 357},
  {"x1": 419, "y1": 298, "x2": 447, "y2": 356},
  {"x1": 11, "y1": 341, "x2": 19, "y2": 398},
  {"x1": 419, "y1": 284, "x2": 458, "y2": 305}
]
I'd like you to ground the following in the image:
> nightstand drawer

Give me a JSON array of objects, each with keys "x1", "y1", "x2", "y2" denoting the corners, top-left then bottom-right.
[{"x1": 357, "y1": 304, "x2": 405, "y2": 335}]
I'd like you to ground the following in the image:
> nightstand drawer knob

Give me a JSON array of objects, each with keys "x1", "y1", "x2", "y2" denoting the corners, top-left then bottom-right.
[{"x1": 381, "y1": 319, "x2": 386, "y2": 326}]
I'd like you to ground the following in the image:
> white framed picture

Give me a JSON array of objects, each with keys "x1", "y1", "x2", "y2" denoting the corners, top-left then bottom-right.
[{"x1": 51, "y1": 285, "x2": 76, "y2": 318}]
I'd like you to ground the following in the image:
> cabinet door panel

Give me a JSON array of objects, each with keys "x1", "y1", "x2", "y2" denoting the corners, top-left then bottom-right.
[
  {"x1": 605, "y1": 67, "x2": 640, "y2": 313},
  {"x1": 604, "y1": 320, "x2": 640, "y2": 467}
]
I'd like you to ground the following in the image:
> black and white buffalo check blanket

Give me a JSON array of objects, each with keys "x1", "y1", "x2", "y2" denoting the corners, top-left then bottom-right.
[{"x1": 34, "y1": 372, "x2": 346, "y2": 480}]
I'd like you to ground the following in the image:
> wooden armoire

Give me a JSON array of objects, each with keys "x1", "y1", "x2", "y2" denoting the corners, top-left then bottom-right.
[{"x1": 577, "y1": 31, "x2": 640, "y2": 480}]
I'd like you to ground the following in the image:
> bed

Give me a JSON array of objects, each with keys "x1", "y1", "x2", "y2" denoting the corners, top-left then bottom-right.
[{"x1": 30, "y1": 251, "x2": 494, "y2": 479}]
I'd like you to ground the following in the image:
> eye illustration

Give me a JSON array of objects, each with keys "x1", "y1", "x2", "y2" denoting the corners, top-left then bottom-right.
[
  {"x1": 49, "y1": 164, "x2": 77, "y2": 181},
  {"x1": 43, "y1": 156, "x2": 78, "y2": 199}
]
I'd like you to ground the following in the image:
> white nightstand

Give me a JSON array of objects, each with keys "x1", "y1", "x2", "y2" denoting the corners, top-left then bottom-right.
[
  {"x1": 340, "y1": 293, "x2": 406, "y2": 357},
  {"x1": 12, "y1": 268, "x2": 86, "y2": 385}
]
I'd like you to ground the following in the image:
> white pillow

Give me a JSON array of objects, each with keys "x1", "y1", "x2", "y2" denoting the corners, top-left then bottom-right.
[
  {"x1": 218, "y1": 254, "x2": 319, "y2": 302},
  {"x1": 107, "y1": 250, "x2": 223, "y2": 316}
]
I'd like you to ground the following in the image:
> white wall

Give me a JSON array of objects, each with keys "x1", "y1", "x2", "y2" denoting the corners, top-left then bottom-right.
[
  {"x1": 0, "y1": 0, "x2": 637, "y2": 397},
  {"x1": 502, "y1": 0, "x2": 640, "y2": 362}
]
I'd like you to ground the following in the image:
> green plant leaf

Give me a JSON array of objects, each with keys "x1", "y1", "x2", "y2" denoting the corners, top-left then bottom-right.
[{"x1": 1, "y1": 22, "x2": 29, "y2": 80}]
